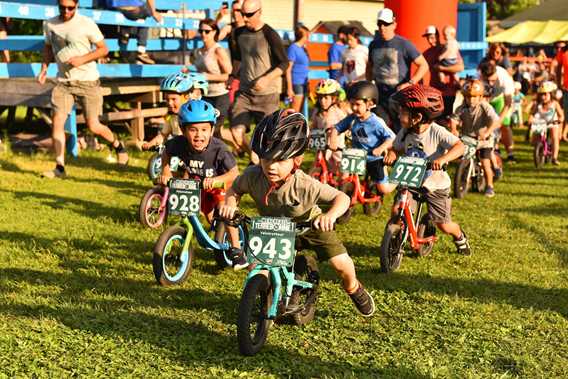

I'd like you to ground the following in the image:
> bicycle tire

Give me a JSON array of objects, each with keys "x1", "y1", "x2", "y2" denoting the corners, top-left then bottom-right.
[
  {"x1": 533, "y1": 141, "x2": 545, "y2": 168},
  {"x1": 337, "y1": 181, "x2": 355, "y2": 224},
  {"x1": 416, "y1": 214, "x2": 436, "y2": 257},
  {"x1": 153, "y1": 225, "x2": 193, "y2": 286},
  {"x1": 380, "y1": 222, "x2": 405, "y2": 273},
  {"x1": 454, "y1": 159, "x2": 471, "y2": 199},
  {"x1": 237, "y1": 274, "x2": 273, "y2": 356},
  {"x1": 363, "y1": 183, "x2": 383, "y2": 216},
  {"x1": 288, "y1": 255, "x2": 319, "y2": 325},
  {"x1": 139, "y1": 186, "x2": 167, "y2": 229},
  {"x1": 146, "y1": 152, "x2": 162, "y2": 182},
  {"x1": 213, "y1": 222, "x2": 248, "y2": 269},
  {"x1": 473, "y1": 163, "x2": 487, "y2": 193}
]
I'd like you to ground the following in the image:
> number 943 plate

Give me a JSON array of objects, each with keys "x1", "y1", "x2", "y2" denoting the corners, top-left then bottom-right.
[
  {"x1": 168, "y1": 179, "x2": 201, "y2": 216},
  {"x1": 247, "y1": 217, "x2": 296, "y2": 267}
]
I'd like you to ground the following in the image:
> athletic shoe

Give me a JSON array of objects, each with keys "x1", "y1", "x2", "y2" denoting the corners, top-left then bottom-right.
[
  {"x1": 230, "y1": 248, "x2": 249, "y2": 271},
  {"x1": 484, "y1": 187, "x2": 495, "y2": 198},
  {"x1": 115, "y1": 141, "x2": 129, "y2": 166},
  {"x1": 454, "y1": 230, "x2": 471, "y2": 256},
  {"x1": 552, "y1": 159, "x2": 560, "y2": 166},
  {"x1": 136, "y1": 53, "x2": 155, "y2": 64},
  {"x1": 349, "y1": 282, "x2": 375, "y2": 317},
  {"x1": 41, "y1": 167, "x2": 66, "y2": 179},
  {"x1": 493, "y1": 167, "x2": 502, "y2": 181}
]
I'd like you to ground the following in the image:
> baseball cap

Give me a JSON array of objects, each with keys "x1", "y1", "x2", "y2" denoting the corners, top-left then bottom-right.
[
  {"x1": 377, "y1": 8, "x2": 395, "y2": 24},
  {"x1": 422, "y1": 25, "x2": 437, "y2": 36}
]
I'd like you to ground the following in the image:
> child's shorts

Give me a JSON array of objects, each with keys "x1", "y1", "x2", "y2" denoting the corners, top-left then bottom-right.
[
  {"x1": 201, "y1": 189, "x2": 225, "y2": 217},
  {"x1": 295, "y1": 229, "x2": 347, "y2": 261},
  {"x1": 399, "y1": 188, "x2": 452, "y2": 225},
  {"x1": 440, "y1": 58, "x2": 458, "y2": 66},
  {"x1": 366, "y1": 159, "x2": 389, "y2": 184}
]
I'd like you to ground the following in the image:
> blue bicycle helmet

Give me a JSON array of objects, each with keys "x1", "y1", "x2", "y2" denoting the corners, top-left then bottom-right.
[
  {"x1": 160, "y1": 71, "x2": 209, "y2": 96},
  {"x1": 178, "y1": 99, "x2": 218, "y2": 126}
]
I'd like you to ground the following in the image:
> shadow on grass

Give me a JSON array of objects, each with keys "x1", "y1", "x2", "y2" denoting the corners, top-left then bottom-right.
[
  {"x1": 362, "y1": 270, "x2": 568, "y2": 318},
  {"x1": 0, "y1": 266, "x2": 427, "y2": 378},
  {"x1": 0, "y1": 158, "x2": 38, "y2": 175},
  {"x1": 68, "y1": 155, "x2": 143, "y2": 176}
]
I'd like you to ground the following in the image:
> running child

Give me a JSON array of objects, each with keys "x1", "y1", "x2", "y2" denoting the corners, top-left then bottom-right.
[
  {"x1": 142, "y1": 72, "x2": 209, "y2": 150},
  {"x1": 384, "y1": 84, "x2": 471, "y2": 255},
  {"x1": 450, "y1": 79, "x2": 501, "y2": 197},
  {"x1": 160, "y1": 99, "x2": 239, "y2": 224},
  {"x1": 511, "y1": 81, "x2": 525, "y2": 129},
  {"x1": 219, "y1": 109, "x2": 376, "y2": 317},
  {"x1": 310, "y1": 79, "x2": 347, "y2": 175},
  {"x1": 330, "y1": 81, "x2": 396, "y2": 195},
  {"x1": 527, "y1": 81, "x2": 564, "y2": 165}
]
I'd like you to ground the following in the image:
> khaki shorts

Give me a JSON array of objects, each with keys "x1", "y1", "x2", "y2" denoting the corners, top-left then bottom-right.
[
  {"x1": 230, "y1": 91, "x2": 280, "y2": 131},
  {"x1": 51, "y1": 80, "x2": 103, "y2": 119},
  {"x1": 424, "y1": 188, "x2": 452, "y2": 224},
  {"x1": 295, "y1": 229, "x2": 347, "y2": 262}
]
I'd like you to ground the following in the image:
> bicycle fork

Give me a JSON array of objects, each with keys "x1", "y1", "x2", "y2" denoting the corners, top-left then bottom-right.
[{"x1": 398, "y1": 190, "x2": 437, "y2": 251}]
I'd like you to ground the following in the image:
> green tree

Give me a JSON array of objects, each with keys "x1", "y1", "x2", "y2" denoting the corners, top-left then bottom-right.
[{"x1": 461, "y1": 0, "x2": 539, "y2": 20}]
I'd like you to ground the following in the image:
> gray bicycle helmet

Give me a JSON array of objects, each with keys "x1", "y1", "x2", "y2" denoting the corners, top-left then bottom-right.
[
  {"x1": 251, "y1": 110, "x2": 309, "y2": 161},
  {"x1": 346, "y1": 80, "x2": 379, "y2": 104}
]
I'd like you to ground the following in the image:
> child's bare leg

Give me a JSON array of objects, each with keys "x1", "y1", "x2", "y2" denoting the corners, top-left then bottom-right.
[
  {"x1": 436, "y1": 221, "x2": 462, "y2": 239},
  {"x1": 328, "y1": 253, "x2": 359, "y2": 293},
  {"x1": 481, "y1": 158, "x2": 494, "y2": 188}
]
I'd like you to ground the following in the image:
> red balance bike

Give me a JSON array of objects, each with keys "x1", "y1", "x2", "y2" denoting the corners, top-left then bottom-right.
[
  {"x1": 379, "y1": 156, "x2": 441, "y2": 273},
  {"x1": 307, "y1": 128, "x2": 341, "y2": 187},
  {"x1": 336, "y1": 148, "x2": 383, "y2": 224}
]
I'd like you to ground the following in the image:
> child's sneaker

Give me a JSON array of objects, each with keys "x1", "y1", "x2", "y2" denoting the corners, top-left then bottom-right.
[
  {"x1": 230, "y1": 247, "x2": 249, "y2": 271},
  {"x1": 493, "y1": 167, "x2": 502, "y2": 181},
  {"x1": 348, "y1": 282, "x2": 375, "y2": 317},
  {"x1": 484, "y1": 187, "x2": 495, "y2": 198},
  {"x1": 454, "y1": 230, "x2": 471, "y2": 256},
  {"x1": 115, "y1": 141, "x2": 129, "y2": 166},
  {"x1": 41, "y1": 166, "x2": 66, "y2": 179}
]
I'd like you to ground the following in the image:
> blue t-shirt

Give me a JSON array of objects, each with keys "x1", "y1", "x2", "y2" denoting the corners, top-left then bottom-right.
[
  {"x1": 287, "y1": 43, "x2": 310, "y2": 85},
  {"x1": 327, "y1": 42, "x2": 346, "y2": 80},
  {"x1": 335, "y1": 113, "x2": 395, "y2": 162},
  {"x1": 368, "y1": 35, "x2": 420, "y2": 99}
]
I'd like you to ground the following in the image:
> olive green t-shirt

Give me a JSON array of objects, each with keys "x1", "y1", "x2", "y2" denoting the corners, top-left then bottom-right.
[{"x1": 232, "y1": 166, "x2": 340, "y2": 222}]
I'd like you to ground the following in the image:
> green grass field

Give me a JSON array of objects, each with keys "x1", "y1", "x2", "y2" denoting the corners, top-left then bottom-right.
[{"x1": 0, "y1": 133, "x2": 567, "y2": 378}]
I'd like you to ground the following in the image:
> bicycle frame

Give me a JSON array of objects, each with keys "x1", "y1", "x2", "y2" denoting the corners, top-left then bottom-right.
[
  {"x1": 396, "y1": 187, "x2": 437, "y2": 252},
  {"x1": 342, "y1": 174, "x2": 382, "y2": 206},
  {"x1": 178, "y1": 215, "x2": 231, "y2": 254},
  {"x1": 245, "y1": 262, "x2": 315, "y2": 319},
  {"x1": 312, "y1": 150, "x2": 339, "y2": 186}
]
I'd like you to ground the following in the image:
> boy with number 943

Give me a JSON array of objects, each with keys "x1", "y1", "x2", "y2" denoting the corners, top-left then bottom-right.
[{"x1": 219, "y1": 109, "x2": 376, "y2": 317}]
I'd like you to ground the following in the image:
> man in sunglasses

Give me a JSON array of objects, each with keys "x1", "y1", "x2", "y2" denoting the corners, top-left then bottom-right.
[
  {"x1": 38, "y1": 0, "x2": 129, "y2": 178},
  {"x1": 229, "y1": 0, "x2": 289, "y2": 164},
  {"x1": 366, "y1": 7, "x2": 429, "y2": 133}
]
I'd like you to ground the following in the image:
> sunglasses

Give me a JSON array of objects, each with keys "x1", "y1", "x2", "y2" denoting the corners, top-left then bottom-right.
[
  {"x1": 242, "y1": 9, "x2": 259, "y2": 18},
  {"x1": 377, "y1": 21, "x2": 393, "y2": 27},
  {"x1": 58, "y1": 4, "x2": 76, "y2": 11},
  {"x1": 198, "y1": 29, "x2": 213, "y2": 34}
]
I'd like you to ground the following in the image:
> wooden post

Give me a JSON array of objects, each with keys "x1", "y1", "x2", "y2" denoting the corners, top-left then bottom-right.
[
  {"x1": 293, "y1": 0, "x2": 303, "y2": 27},
  {"x1": 130, "y1": 101, "x2": 145, "y2": 143}
]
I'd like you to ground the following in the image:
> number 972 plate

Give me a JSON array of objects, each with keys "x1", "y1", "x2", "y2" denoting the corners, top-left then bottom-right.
[
  {"x1": 247, "y1": 217, "x2": 296, "y2": 267},
  {"x1": 389, "y1": 156, "x2": 428, "y2": 188},
  {"x1": 168, "y1": 179, "x2": 201, "y2": 216}
]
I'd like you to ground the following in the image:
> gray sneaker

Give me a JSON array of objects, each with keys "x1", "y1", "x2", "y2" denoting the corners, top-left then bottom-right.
[{"x1": 349, "y1": 282, "x2": 375, "y2": 317}]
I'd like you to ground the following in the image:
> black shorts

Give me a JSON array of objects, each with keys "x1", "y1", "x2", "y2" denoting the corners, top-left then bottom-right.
[{"x1": 478, "y1": 147, "x2": 492, "y2": 160}]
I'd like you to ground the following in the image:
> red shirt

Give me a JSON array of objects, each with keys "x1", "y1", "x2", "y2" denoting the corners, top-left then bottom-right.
[
  {"x1": 555, "y1": 49, "x2": 568, "y2": 90},
  {"x1": 423, "y1": 45, "x2": 461, "y2": 97}
]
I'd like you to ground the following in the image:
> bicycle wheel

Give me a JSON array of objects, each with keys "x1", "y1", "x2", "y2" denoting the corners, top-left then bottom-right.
[
  {"x1": 139, "y1": 186, "x2": 167, "y2": 229},
  {"x1": 237, "y1": 274, "x2": 273, "y2": 356},
  {"x1": 146, "y1": 152, "x2": 162, "y2": 182},
  {"x1": 213, "y1": 222, "x2": 247, "y2": 269},
  {"x1": 363, "y1": 183, "x2": 383, "y2": 216},
  {"x1": 153, "y1": 225, "x2": 194, "y2": 286},
  {"x1": 416, "y1": 214, "x2": 436, "y2": 257},
  {"x1": 453, "y1": 159, "x2": 471, "y2": 199},
  {"x1": 473, "y1": 163, "x2": 487, "y2": 193},
  {"x1": 533, "y1": 141, "x2": 545, "y2": 168},
  {"x1": 379, "y1": 222, "x2": 405, "y2": 273},
  {"x1": 288, "y1": 255, "x2": 319, "y2": 325},
  {"x1": 337, "y1": 181, "x2": 354, "y2": 224}
]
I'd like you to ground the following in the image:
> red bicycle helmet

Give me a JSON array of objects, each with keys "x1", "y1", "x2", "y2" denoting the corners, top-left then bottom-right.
[{"x1": 391, "y1": 84, "x2": 444, "y2": 121}]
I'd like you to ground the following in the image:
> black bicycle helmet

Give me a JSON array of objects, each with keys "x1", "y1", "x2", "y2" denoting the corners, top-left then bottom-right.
[
  {"x1": 346, "y1": 81, "x2": 379, "y2": 104},
  {"x1": 391, "y1": 84, "x2": 444, "y2": 122},
  {"x1": 251, "y1": 109, "x2": 309, "y2": 161}
]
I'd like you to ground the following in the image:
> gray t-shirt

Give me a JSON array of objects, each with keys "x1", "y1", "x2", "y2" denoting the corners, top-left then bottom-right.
[
  {"x1": 44, "y1": 13, "x2": 104, "y2": 82},
  {"x1": 231, "y1": 25, "x2": 288, "y2": 95},
  {"x1": 232, "y1": 165, "x2": 340, "y2": 222},
  {"x1": 393, "y1": 123, "x2": 459, "y2": 191}
]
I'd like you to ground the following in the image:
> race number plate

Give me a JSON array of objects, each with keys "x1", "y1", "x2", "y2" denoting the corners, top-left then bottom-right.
[
  {"x1": 247, "y1": 217, "x2": 296, "y2": 267},
  {"x1": 389, "y1": 156, "x2": 428, "y2": 188},
  {"x1": 530, "y1": 120, "x2": 547, "y2": 135},
  {"x1": 168, "y1": 179, "x2": 201, "y2": 216},
  {"x1": 340, "y1": 148, "x2": 367, "y2": 175},
  {"x1": 461, "y1": 136, "x2": 478, "y2": 160},
  {"x1": 308, "y1": 129, "x2": 327, "y2": 151}
]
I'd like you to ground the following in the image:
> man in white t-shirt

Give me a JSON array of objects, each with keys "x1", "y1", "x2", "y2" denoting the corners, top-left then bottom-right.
[{"x1": 38, "y1": 0, "x2": 128, "y2": 178}]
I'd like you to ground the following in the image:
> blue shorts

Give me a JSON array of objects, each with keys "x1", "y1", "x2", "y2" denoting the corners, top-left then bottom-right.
[
  {"x1": 366, "y1": 159, "x2": 388, "y2": 184},
  {"x1": 292, "y1": 83, "x2": 308, "y2": 96}
]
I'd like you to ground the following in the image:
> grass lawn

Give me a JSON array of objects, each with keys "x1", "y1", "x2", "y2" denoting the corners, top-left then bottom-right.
[{"x1": 0, "y1": 131, "x2": 567, "y2": 378}]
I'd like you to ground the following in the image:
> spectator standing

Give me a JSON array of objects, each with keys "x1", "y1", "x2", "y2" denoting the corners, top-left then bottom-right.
[
  {"x1": 366, "y1": 8, "x2": 429, "y2": 131},
  {"x1": 554, "y1": 43, "x2": 568, "y2": 141},
  {"x1": 229, "y1": 0, "x2": 289, "y2": 163},
  {"x1": 482, "y1": 43, "x2": 513, "y2": 75},
  {"x1": 341, "y1": 27, "x2": 368, "y2": 85},
  {"x1": 286, "y1": 24, "x2": 310, "y2": 112},
  {"x1": 222, "y1": 1, "x2": 245, "y2": 105},
  {"x1": 38, "y1": 0, "x2": 128, "y2": 178},
  {"x1": 105, "y1": 0, "x2": 162, "y2": 64},
  {"x1": 327, "y1": 25, "x2": 348, "y2": 83},
  {"x1": 192, "y1": 18, "x2": 234, "y2": 145},
  {"x1": 422, "y1": 25, "x2": 464, "y2": 121}
]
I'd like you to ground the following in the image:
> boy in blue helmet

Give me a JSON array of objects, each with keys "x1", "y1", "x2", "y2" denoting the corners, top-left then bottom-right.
[
  {"x1": 160, "y1": 99, "x2": 239, "y2": 225},
  {"x1": 142, "y1": 71, "x2": 209, "y2": 150}
]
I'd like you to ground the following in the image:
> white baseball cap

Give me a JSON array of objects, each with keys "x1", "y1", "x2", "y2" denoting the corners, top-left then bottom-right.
[
  {"x1": 422, "y1": 25, "x2": 438, "y2": 36},
  {"x1": 377, "y1": 8, "x2": 395, "y2": 24}
]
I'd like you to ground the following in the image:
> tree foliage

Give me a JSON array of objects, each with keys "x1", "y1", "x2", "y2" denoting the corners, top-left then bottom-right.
[{"x1": 460, "y1": 0, "x2": 539, "y2": 20}]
